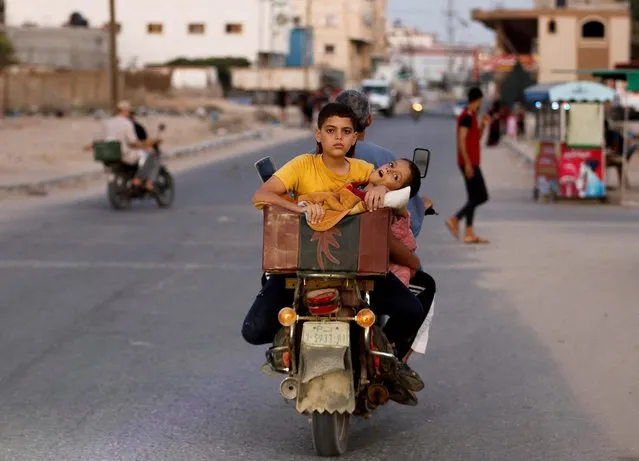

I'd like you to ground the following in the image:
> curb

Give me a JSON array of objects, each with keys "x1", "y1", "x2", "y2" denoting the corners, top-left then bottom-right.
[
  {"x1": 503, "y1": 139, "x2": 535, "y2": 165},
  {"x1": 0, "y1": 129, "x2": 267, "y2": 193}
]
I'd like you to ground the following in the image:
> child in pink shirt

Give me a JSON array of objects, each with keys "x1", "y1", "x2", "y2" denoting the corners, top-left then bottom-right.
[{"x1": 346, "y1": 158, "x2": 421, "y2": 286}]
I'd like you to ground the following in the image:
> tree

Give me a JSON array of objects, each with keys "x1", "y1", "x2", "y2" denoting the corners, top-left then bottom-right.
[
  {"x1": 162, "y1": 56, "x2": 250, "y2": 93},
  {"x1": 630, "y1": 0, "x2": 639, "y2": 59},
  {"x1": 0, "y1": 32, "x2": 16, "y2": 70},
  {"x1": 0, "y1": 32, "x2": 16, "y2": 114},
  {"x1": 631, "y1": 0, "x2": 639, "y2": 22},
  {"x1": 67, "y1": 11, "x2": 89, "y2": 27}
]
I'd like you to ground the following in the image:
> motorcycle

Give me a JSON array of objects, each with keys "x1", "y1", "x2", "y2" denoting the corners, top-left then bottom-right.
[
  {"x1": 410, "y1": 98, "x2": 424, "y2": 122},
  {"x1": 92, "y1": 123, "x2": 175, "y2": 210},
  {"x1": 255, "y1": 148, "x2": 432, "y2": 457}
]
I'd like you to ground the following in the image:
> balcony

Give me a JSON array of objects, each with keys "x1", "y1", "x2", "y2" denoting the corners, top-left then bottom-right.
[{"x1": 344, "y1": 5, "x2": 374, "y2": 43}]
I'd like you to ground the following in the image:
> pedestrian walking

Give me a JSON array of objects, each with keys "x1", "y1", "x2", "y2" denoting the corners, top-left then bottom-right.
[
  {"x1": 446, "y1": 87, "x2": 491, "y2": 244},
  {"x1": 277, "y1": 86, "x2": 287, "y2": 125}
]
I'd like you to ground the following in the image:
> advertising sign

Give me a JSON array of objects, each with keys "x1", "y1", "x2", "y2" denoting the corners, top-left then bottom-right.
[
  {"x1": 558, "y1": 144, "x2": 605, "y2": 198},
  {"x1": 534, "y1": 141, "x2": 559, "y2": 197}
]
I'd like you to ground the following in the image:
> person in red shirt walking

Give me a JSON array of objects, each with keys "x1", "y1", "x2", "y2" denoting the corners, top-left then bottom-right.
[{"x1": 446, "y1": 87, "x2": 491, "y2": 244}]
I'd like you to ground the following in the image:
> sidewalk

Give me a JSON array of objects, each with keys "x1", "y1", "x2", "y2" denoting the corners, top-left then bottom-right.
[
  {"x1": 502, "y1": 136, "x2": 639, "y2": 205},
  {"x1": 0, "y1": 101, "x2": 314, "y2": 195}
]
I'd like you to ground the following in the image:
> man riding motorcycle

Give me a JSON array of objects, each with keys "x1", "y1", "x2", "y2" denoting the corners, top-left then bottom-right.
[
  {"x1": 97, "y1": 100, "x2": 161, "y2": 191},
  {"x1": 334, "y1": 89, "x2": 436, "y2": 359},
  {"x1": 243, "y1": 103, "x2": 426, "y2": 403}
]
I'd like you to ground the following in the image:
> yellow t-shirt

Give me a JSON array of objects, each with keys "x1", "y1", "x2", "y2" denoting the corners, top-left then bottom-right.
[{"x1": 274, "y1": 154, "x2": 375, "y2": 199}]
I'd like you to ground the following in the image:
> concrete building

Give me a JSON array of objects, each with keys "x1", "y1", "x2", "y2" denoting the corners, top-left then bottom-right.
[
  {"x1": 3, "y1": 0, "x2": 292, "y2": 67},
  {"x1": 287, "y1": 0, "x2": 387, "y2": 86},
  {"x1": 382, "y1": 22, "x2": 493, "y2": 87},
  {"x1": 472, "y1": 0, "x2": 631, "y2": 83}
]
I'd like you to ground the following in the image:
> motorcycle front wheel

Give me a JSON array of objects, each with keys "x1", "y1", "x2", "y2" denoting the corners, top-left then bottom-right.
[
  {"x1": 311, "y1": 411, "x2": 350, "y2": 457},
  {"x1": 155, "y1": 168, "x2": 175, "y2": 209}
]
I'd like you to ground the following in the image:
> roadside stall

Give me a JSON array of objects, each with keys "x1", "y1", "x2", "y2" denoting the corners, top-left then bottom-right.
[
  {"x1": 524, "y1": 81, "x2": 616, "y2": 201},
  {"x1": 585, "y1": 68, "x2": 639, "y2": 206}
]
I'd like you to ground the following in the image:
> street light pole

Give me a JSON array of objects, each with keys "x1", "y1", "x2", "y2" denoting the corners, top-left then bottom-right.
[
  {"x1": 303, "y1": 0, "x2": 312, "y2": 90},
  {"x1": 108, "y1": 0, "x2": 119, "y2": 111}
]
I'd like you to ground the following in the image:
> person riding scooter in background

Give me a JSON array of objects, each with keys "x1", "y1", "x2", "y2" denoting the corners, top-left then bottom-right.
[{"x1": 94, "y1": 101, "x2": 160, "y2": 192}]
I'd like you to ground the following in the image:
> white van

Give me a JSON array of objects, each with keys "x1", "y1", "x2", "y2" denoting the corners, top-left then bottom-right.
[{"x1": 361, "y1": 79, "x2": 395, "y2": 117}]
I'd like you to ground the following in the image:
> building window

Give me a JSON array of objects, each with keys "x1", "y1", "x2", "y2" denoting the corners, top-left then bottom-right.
[
  {"x1": 293, "y1": 16, "x2": 301, "y2": 26},
  {"x1": 147, "y1": 23, "x2": 163, "y2": 34},
  {"x1": 188, "y1": 23, "x2": 205, "y2": 34},
  {"x1": 325, "y1": 14, "x2": 337, "y2": 27},
  {"x1": 556, "y1": 0, "x2": 566, "y2": 7},
  {"x1": 325, "y1": 44, "x2": 335, "y2": 54},
  {"x1": 581, "y1": 20, "x2": 605, "y2": 39},
  {"x1": 225, "y1": 23, "x2": 243, "y2": 34},
  {"x1": 548, "y1": 19, "x2": 556, "y2": 34}
]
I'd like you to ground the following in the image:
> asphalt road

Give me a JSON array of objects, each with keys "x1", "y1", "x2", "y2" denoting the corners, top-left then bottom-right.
[{"x1": 0, "y1": 115, "x2": 637, "y2": 461}]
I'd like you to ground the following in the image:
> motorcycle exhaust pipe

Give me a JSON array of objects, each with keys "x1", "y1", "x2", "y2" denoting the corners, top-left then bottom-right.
[{"x1": 280, "y1": 377, "x2": 298, "y2": 400}]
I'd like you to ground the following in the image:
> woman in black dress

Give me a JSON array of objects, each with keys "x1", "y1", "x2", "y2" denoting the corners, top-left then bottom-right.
[{"x1": 486, "y1": 100, "x2": 502, "y2": 147}]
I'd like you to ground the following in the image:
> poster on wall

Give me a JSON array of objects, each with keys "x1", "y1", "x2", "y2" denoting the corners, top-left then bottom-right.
[
  {"x1": 534, "y1": 141, "x2": 559, "y2": 197},
  {"x1": 558, "y1": 145, "x2": 605, "y2": 198}
]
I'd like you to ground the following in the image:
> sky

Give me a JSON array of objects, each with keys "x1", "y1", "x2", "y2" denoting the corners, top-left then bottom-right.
[{"x1": 387, "y1": 0, "x2": 533, "y2": 45}]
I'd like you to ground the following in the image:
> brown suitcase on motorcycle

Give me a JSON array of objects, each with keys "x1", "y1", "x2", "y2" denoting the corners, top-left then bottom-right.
[{"x1": 262, "y1": 206, "x2": 391, "y2": 275}]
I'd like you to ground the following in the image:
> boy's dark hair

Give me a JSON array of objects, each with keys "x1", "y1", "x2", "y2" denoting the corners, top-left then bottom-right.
[
  {"x1": 315, "y1": 102, "x2": 359, "y2": 156},
  {"x1": 468, "y1": 87, "x2": 483, "y2": 103},
  {"x1": 400, "y1": 158, "x2": 422, "y2": 198},
  {"x1": 317, "y1": 102, "x2": 359, "y2": 130}
]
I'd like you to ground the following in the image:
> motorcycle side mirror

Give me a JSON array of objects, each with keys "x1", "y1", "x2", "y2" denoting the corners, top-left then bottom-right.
[
  {"x1": 412, "y1": 148, "x2": 431, "y2": 179},
  {"x1": 158, "y1": 123, "x2": 166, "y2": 132}
]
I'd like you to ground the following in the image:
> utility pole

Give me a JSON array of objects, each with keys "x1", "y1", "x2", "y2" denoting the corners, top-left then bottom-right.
[
  {"x1": 405, "y1": 29, "x2": 416, "y2": 95},
  {"x1": 303, "y1": 0, "x2": 312, "y2": 90},
  {"x1": 108, "y1": 0, "x2": 118, "y2": 111},
  {"x1": 256, "y1": 0, "x2": 263, "y2": 108},
  {"x1": 445, "y1": 0, "x2": 455, "y2": 92}
]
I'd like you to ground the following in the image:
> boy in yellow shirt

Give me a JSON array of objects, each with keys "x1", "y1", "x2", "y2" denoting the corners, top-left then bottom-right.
[{"x1": 243, "y1": 103, "x2": 425, "y2": 400}]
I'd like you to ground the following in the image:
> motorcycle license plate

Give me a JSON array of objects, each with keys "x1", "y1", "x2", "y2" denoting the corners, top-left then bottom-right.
[{"x1": 301, "y1": 322, "x2": 349, "y2": 348}]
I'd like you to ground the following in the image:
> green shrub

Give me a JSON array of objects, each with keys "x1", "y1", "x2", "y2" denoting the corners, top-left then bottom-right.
[{"x1": 162, "y1": 56, "x2": 251, "y2": 93}]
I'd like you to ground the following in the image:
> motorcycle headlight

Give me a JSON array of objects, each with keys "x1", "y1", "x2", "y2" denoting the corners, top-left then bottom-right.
[
  {"x1": 356, "y1": 308, "x2": 376, "y2": 328},
  {"x1": 278, "y1": 307, "x2": 297, "y2": 326},
  {"x1": 412, "y1": 103, "x2": 423, "y2": 111}
]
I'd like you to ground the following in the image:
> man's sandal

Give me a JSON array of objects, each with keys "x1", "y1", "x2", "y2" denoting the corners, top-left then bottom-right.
[
  {"x1": 387, "y1": 381, "x2": 419, "y2": 406},
  {"x1": 396, "y1": 362, "x2": 425, "y2": 392},
  {"x1": 464, "y1": 236, "x2": 490, "y2": 244}
]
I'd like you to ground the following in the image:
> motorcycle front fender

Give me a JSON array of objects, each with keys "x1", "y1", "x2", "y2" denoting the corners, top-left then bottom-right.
[{"x1": 296, "y1": 344, "x2": 356, "y2": 414}]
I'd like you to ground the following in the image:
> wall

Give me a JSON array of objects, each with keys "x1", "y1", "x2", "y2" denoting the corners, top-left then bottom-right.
[
  {"x1": 289, "y1": 0, "x2": 380, "y2": 86},
  {"x1": 0, "y1": 68, "x2": 172, "y2": 111},
  {"x1": 311, "y1": 2, "x2": 351, "y2": 80},
  {"x1": 5, "y1": 0, "x2": 290, "y2": 66},
  {"x1": 6, "y1": 26, "x2": 109, "y2": 69},
  {"x1": 537, "y1": 15, "x2": 578, "y2": 83},
  {"x1": 608, "y1": 15, "x2": 630, "y2": 66}
]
